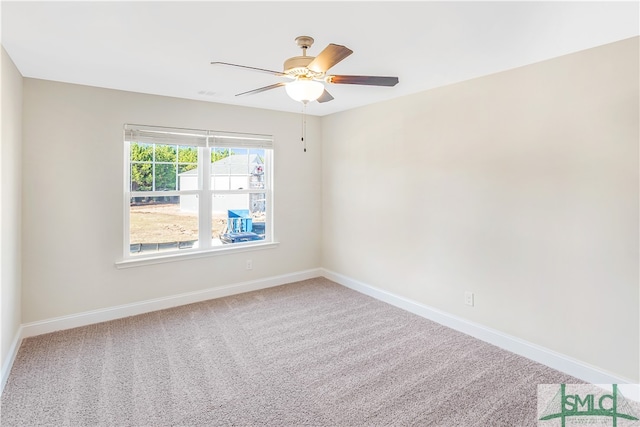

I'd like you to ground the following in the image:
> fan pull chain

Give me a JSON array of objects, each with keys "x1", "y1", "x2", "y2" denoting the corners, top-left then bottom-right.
[{"x1": 301, "y1": 102, "x2": 307, "y2": 152}]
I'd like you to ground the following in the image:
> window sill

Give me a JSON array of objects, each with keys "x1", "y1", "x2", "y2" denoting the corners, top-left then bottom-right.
[{"x1": 115, "y1": 241, "x2": 279, "y2": 269}]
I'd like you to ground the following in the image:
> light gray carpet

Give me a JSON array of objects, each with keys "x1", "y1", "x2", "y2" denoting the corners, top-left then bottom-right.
[{"x1": 1, "y1": 277, "x2": 579, "y2": 426}]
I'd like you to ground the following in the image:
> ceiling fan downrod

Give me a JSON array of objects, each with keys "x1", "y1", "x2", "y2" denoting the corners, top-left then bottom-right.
[{"x1": 295, "y1": 36, "x2": 315, "y2": 55}]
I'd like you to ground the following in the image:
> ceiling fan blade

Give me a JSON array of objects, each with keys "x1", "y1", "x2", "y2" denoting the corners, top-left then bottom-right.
[
  {"x1": 236, "y1": 82, "x2": 286, "y2": 97},
  {"x1": 317, "y1": 89, "x2": 334, "y2": 103},
  {"x1": 307, "y1": 44, "x2": 353, "y2": 73},
  {"x1": 327, "y1": 75, "x2": 399, "y2": 87},
  {"x1": 211, "y1": 62, "x2": 285, "y2": 76}
]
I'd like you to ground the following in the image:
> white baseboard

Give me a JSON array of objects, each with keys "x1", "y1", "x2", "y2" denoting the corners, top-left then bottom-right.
[
  {"x1": 5, "y1": 267, "x2": 636, "y2": 400},
  {"x1": 1, "y1": 325, "x2": 23, "y2": 394},
  {"x1": 21, "y1": 268, "x2": 322, "y2": 339},
  {"x1": 321, "y1": 268, "x2": 637, "y2": 389},
  {"x1": 2, "y1": 268, "x2": 321, "y2": 397}
]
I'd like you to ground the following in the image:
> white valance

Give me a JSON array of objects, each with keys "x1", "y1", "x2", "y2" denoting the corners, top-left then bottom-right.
[{"x1": 124, "y1": 124, "x2": 273, "y2": 148}]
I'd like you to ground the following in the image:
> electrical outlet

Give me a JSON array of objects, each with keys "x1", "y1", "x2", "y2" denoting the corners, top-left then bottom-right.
[
  {"x1": 246, "y1": 259, "x2": 253, "y2": 270},
  {"x1": 464, "y1": 291, "x2": 474, "y2": 307}
]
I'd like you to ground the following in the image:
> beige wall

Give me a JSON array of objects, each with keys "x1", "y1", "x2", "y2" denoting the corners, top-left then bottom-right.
[
  {"x1": 9, "y1": 37, "x2": 640, "y2": 383},
  {"x1": 21, "y1": 80, "x2": 322, "y2": 322},
  {"x1": 1, "y1": 47, "x2": 23, "y2": 369},
  {"x1": 322, "y1": 37, "x2": 639, "y2": 381}
]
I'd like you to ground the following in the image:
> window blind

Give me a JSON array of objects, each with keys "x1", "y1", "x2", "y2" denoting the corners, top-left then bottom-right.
[{"x1": 124, "y1": 124, "x2": 273, "y2": 148}]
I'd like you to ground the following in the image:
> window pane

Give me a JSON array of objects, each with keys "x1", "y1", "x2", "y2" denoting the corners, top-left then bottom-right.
[
  {"x1": 154, "y1": 144, "x2": 177, "y2": 162},
  {"x1": 176, "y1": 145, "x2": 198, "y2": 191},
  {"x1": 178, "y1": 146, "x2": 198, "y2": 164},
  {"x1": 213, "y1": 192, "x2": 266, "y2": 245},
  {"x1": 211, "y1": 175, "x2": 230, "y2": 191},
  {"x1": 131, "y1": 163, "x2": 152, "y2": 191},
  {"x1": 130, "y1": 142, "x2": 153, "y2": 162},
  {"x1": 211, "y1": 148, "x2": 232, "y2": 190},
  {"x1": 211, "y1": 148, "x2": 233, "y2": 163},
  {"x1": 178, "y1": 164, "x2": 197, "y2": 174},
  {"x1": 178, "y1": 164, "x2": 197, "y2": 191},
  {"x1": 210, "y1": 147, "x2": 265, "y2": 191},
  {"x1": 249, "y1": 148, "x2": 266, "y2": 177},
  {"x1": 129, "y1": 196, "x2": 198, "y2": 255},
  {"x1": 154, "y1": 164, "x2": 177, "y2": 191},
  {"x1": 249, "y1": 150, "x2": 265, "y2": 190}
]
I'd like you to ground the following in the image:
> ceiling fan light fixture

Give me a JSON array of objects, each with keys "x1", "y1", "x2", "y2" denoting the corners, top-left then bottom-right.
[
  {"x1": 285, "y1": 79, "x2": 324, "y2": 103},
  {"x1": 213, "y1": 36, "x2": 398, "y2": 105}
]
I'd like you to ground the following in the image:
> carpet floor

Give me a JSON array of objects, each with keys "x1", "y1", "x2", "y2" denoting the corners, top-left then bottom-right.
[{"x1": 1, "y1": 277, "x2": 579, "y2": 426}]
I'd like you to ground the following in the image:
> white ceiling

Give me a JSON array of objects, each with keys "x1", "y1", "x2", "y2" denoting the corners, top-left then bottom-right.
[{"x1": 1, "y1": 1, "x2": 638, "y2": 117}]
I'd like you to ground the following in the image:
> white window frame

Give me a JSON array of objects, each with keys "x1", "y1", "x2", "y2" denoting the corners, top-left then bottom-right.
[{"x1": 117, "y1": 124, "x2": 276, "y2": 268}]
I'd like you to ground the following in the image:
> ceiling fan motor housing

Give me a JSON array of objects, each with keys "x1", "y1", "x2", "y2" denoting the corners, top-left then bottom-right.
[
  {"x1": 283, "y1": 36, "x2": 324, "y2": 79},
  {"x1": 284, "y1": 56, "x2": 322, "y2": 78}
]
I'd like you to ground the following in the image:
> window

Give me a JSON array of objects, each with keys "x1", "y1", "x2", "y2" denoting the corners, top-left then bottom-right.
[{"x1": 122, "y1": 124, "x2": 274, "y2": 262}]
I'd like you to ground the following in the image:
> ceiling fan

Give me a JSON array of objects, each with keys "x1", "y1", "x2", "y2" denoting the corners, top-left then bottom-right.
[{"x1": 211, "y1": 36, "x2": 399, "y2": 104}]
